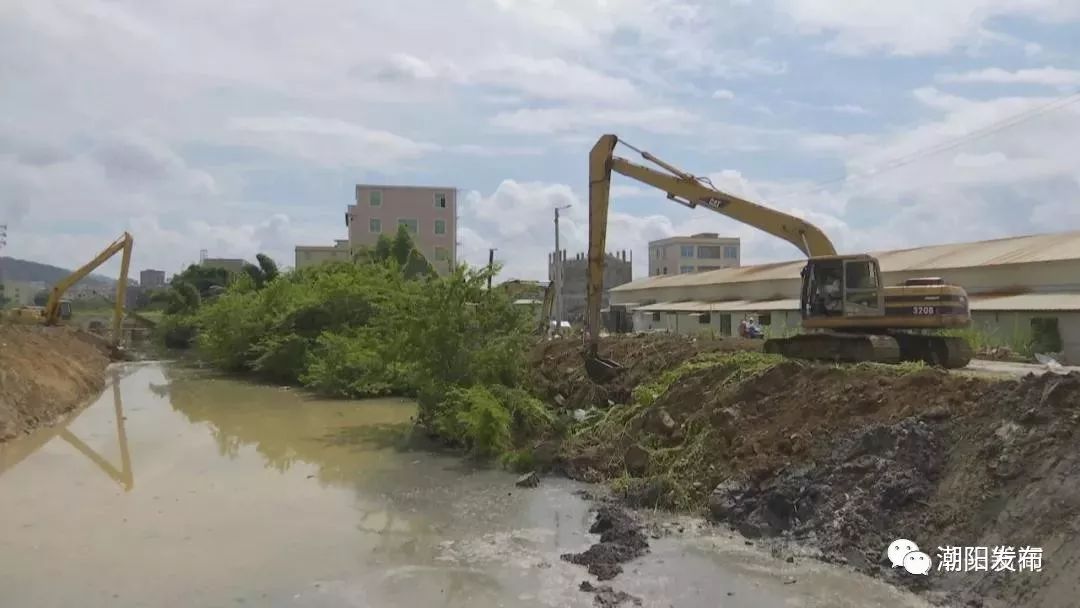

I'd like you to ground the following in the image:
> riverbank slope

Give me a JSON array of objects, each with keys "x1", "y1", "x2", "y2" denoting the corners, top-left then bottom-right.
[
  {"x1": 532, "y1": 335, "x2": 1080, "y2": 608},
  {"x1": 0, "y1": 325, "x2": 110, "y2": 441}
]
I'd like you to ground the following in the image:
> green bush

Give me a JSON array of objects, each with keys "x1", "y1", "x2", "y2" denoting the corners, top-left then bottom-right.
[
  {"x1": 159, "y1": 233, "x2": 541, "y2": 461},
  {"x1": 435, "y1": 386, "x2": 512, "y2": 458}
]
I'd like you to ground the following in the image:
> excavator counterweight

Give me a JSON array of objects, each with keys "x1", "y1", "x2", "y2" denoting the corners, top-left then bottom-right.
[{"x1": 582, "y1": 135, "x2": 973, "y2": 381}]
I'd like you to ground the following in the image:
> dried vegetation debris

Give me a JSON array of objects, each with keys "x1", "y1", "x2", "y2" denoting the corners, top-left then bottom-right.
[{"x1": 542, "y1": 335, "x2": 1080, "y2": 607}]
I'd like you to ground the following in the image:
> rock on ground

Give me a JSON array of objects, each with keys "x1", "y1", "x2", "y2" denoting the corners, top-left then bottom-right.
[{"x1": 561, "y1": 504, "x2": 649, "y2": 581}]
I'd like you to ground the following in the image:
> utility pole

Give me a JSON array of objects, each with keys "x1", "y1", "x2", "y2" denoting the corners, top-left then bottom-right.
[
  {"x1": 487, "y1": 248, "x2": 496, "y2": 290},
  {"x1": 553, "y1": 205, "x2": 570, "y2": 335},
  {"x1": 0, "y1": 224, "x2": 6, "y2": 306}
]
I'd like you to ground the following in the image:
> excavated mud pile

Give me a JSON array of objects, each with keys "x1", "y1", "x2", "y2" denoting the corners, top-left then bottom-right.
[
  {"x1": 528, "y1": 334, "x2": 759, "y2": 411},
  {"x1": 548, "y1": 345, "x2": 1080, "y2": 607},
  {"x1": 0, "y1": 325, "x2": 110, "y2": 440}
]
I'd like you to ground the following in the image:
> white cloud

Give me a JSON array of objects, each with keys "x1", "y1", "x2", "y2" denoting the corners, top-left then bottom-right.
[
  {"x1": 831, "y1": 104, "x2": 871, "y2": 115},
  {"x1": 776, "y1": 0, "x2": 1080, "y2": 56},
  {"x1": 228, "y1": 115, "x2": 439, "y2": 169},
  {"x1": 490, "y1": 106, "x2": 698, "y2": 135},
  {"x1": 937, "y1": 66, "x2": 1080, "y2": 87},
  {"x1": 459, "y1": 180, "x2": 679, "y2": 280},
  {"x1": 712, "y1": 89, "x2": 736, "y2": 101},
  {"x1": 5, "y1": 0, "x2": 1080, "y2": 283}
]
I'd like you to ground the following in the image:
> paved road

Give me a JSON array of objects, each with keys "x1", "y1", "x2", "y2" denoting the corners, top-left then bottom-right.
[{"x1": 964, "y1": 358, "x2": 1080, "y2": 378}]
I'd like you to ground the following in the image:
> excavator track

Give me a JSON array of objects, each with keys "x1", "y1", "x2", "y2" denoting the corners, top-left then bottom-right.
[
  {"x1": 764, "y1": 332, "x2": 973, "y2": 369},
  {"x1": 892, "y1": 333, "x2": 973, "y2": 369},
  {"x1": 764, "y1": 332, "x2": 901, "y2": 365}
]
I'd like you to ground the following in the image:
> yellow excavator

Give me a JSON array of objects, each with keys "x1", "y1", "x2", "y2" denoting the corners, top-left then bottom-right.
[
  {"x1": 4, "y1": 232, "x2": 134, "y2": 351},
  {"x1": 582, "y1": 134, "x2": 972, "y2": 381}
]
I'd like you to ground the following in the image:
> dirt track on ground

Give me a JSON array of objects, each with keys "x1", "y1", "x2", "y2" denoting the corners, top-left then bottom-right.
[
  {"x1": 0, "y1": 325, "x2": 110, "y2": 441},
  {"x1": 532, "y1": 335, "x2": 1080, "y2": 608}
]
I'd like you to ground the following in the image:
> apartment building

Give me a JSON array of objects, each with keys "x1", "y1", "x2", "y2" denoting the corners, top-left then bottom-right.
[
  {"x1": 347, "y1": 184, "x2": 458, "y2": 274},
  {"x1": 140, "y1": 269, "x2": 166, "y2": 288},
  {"x1": 647, "y1": 233, "x2": 740, "y2": 276},
  {"x1": 295, "y1": 239, "x2": 352, "y2": 269}
]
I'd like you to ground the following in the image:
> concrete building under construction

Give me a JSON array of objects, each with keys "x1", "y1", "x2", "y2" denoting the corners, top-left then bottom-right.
[{"x1": 549, "y1": 250, "x2": 632, "y2": 322}]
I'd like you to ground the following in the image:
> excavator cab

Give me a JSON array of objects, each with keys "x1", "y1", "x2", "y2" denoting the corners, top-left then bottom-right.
[{"x1": 801, "y1": 255, "x2": 884, "y2": 321}]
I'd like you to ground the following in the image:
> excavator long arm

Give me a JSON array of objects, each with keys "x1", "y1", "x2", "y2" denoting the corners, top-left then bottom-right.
[
  {"x1": 584, "y1": 134, "x2": 837, "y2": 363},
  {"x1": 43, "y1": 232, "x2": 134, "y2": 346}
]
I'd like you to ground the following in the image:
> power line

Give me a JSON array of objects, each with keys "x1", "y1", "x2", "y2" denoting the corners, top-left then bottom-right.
[{"x1": 773, "y1": 89, "x2": 1080, "y2": 201}]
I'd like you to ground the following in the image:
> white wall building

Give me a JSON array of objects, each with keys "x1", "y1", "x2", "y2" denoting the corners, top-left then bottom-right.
[{"x1": 612, "y1": 230, "x2": 1080, "y2": 363}]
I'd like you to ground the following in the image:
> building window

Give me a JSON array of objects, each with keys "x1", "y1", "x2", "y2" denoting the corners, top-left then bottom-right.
[
  {"x1": 434, "y1": 192, "x2": 448, "y2": 208},
  {"x1": 398, "y1": 218, "x2": 418, "y2": 234},
  {"x1": 651, "y1": 312, "x2": 661, "y2": 322},
  {"x1": 724, "y1": 245, "x2": 738, "y2": 259},
  {"x1": 758, "y1": 313, "x2": 772, "y2": 326},
  {"x1": 697, "y1": 266, "x2": 723, "y2": 271},
  {"x1": 434, "y1": 247, "x2": 449, "y2": 261},
  {"x1": 720, "y1": 314, "x2": 732, "y2": 336},
  {"x1": 370, "y1": 190, "x2": 382, "y2": 206},
  {"x1": 680, "y1": 245, "x2": 694, "y2": 257},
  {"x1": 697, "y1": 245, "x2": 724, "y2": 259},
  {"x1": 370, "y1": 218, "x2": 381, "y2": 233},
  {"x1": 662, "y1": 267, "x2": 668, "y2": 275},
  {"x1": 654, "y1": 248, "x2": 663, "y2": 259},
  {"x1": 679, "y1": 265, "x2": 694, "y2": 274},
  {"x1": 434, "y1": 219, "x2": 446, "y2": 235},
  {"x1": 698, "y1": 313, "x2": 711, "y2": 324},
  {"x1": 345, "y1": 213, "x2": 351, "y2": 227}
]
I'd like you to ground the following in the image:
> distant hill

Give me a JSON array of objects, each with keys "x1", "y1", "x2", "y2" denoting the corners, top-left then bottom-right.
[{"x1": 0, "y1": 256, "x2": 116, "y2": 289}]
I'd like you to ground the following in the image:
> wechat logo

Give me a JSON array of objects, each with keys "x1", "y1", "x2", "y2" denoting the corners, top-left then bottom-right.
[{"x1": 888, "y1": 538, "x2": 932, "y2": 575}]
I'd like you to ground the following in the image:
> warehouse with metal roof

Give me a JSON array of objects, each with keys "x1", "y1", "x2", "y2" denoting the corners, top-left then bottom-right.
[{"x1": 608, "y1": 230, "x2": 1080, "y2": 363}]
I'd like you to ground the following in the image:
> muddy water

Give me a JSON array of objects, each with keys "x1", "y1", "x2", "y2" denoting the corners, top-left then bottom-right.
[{"x1": 0, "y1": 362, "x2": 933, "y2": 608}]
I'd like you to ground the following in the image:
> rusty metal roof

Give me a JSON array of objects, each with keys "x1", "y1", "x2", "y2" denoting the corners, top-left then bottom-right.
[{"x1": 614, "y1": 230, "x2": 1080, "y2": 292}]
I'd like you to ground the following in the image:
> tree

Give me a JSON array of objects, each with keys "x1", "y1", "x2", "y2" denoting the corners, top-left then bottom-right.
[
  {"x1": 165, "y1": 282, "x2": 201, "y2": 315},
  {"x1": 242, "y1": 263, "x2": 266, "y2": 289},
  {"x1": 391, "y1": 225, "x2": 414, "y2": 266},
  {"x1": 256, "y1": 253, "x2": 279, "y2": 283},
  {"x1": 374, "y1": 234, "x2": 393, "y2": 261},
  {"x1": 172, "y1": 264, "x2": 231, "y2": 298}
]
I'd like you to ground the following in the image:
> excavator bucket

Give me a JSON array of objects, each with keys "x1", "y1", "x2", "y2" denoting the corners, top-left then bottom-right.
[{"x1": 584, "y1": 353, "x2": 623, "y2": 384}]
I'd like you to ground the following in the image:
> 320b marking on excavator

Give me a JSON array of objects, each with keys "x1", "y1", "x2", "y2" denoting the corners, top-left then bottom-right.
[{"x1": 580, "y1": 134, "x2": 973, "y2": 382}]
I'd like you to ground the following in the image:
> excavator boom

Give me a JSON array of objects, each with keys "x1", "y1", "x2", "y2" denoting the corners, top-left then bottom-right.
[
  {"x1": 584, "y1": 134, "x2": 836, "y2": 372},
  {"x1": 43, "y1": 232, "x2": 134, "y2": 349},
  {"x1": 582, "y1": 134, "x2": 972, "y2": 377}
]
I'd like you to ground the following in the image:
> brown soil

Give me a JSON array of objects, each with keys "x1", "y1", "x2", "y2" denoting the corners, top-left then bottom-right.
[
  {"x1": 0, "y1": 324, "x2": 110, "y2": 441},
  {"x1": 547, "y1": 341, "x2": 1080, "y2": 608},
  {"x1": 528, "y1": 334, "x2": 760, "y2": 410}
]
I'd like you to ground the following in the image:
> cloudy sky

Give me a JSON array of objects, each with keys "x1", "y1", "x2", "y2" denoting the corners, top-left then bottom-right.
[{"x1": 2, "y1": 0, "x2": 1080, "y2": 282}]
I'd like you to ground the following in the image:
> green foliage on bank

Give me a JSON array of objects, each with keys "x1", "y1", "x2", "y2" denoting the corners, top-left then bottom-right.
[{"x1": 161, "y1": 225, "x2": 543, "y2": 458}]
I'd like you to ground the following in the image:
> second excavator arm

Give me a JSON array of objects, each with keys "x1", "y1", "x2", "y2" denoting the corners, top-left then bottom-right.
[
  {"x1": 583, "y1": 134, "x2": 837, "y2": 366},
  {"x1": 44, "y1": 232, "x2": 134, "y2": 347}
]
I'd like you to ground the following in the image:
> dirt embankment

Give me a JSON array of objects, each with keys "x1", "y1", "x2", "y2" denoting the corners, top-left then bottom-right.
[
  {"x1": 533, "y1": 335, "x2": 1080, "y2": 608},
  {"x1": 0, "y1": 325, "x2": 111, "y2": 441}
]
